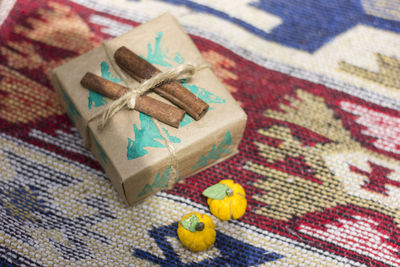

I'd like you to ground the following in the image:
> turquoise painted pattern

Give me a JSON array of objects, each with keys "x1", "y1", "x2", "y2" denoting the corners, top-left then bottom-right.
[
  {"x1": 137, "y1": 166, "x2": 172, "y2": 197},
  {"x1": 173, "y1": 52, "x2": 184, "y2": 64},
  {"x1": 100, "y1": 61, "x2": 122, "y2": 83},
  {"x1": 88, "y1": 90, "x2": 107, "y2": 109},
  {"x1": 192, "y1": 130, "x2": 232, "y2": 169},
  {"x1": 143, "y1": 32, "x2": 176, "y2": 67},
  {"x1": 88, "y1": 61, "x2": 122, "y2": 109},
  {"x1": 179, "y1": 83, "x2": 226, "y2": 127},
  {"x1": 127, "y1": 113, "x2": 180, "y2": 160},
  {"x1": 61, "y1": 90, "x2": 81, "y2": 124}
]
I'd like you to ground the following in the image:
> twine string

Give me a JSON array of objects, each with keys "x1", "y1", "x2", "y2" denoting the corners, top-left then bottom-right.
[{"x1": 97, "y1": 62, "x2": 210, "y2": 129}]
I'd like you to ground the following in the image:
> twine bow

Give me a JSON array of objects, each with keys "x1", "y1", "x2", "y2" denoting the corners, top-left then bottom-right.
[{"x1": 97, "y1": 62, "x2": 211, "y2": 129}]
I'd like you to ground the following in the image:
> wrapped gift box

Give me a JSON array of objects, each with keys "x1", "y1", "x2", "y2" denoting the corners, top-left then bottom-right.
[{"x1": 51, "y1": 13, "x2": 247, "y2": 206}]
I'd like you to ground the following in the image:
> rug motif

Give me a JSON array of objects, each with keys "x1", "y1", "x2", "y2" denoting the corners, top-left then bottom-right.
[{"x1": 1, "y1": 0, "x2": 400, "y2": 266}]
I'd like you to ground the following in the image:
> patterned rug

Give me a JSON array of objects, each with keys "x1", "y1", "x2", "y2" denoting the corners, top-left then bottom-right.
[{"x1": 1, "y1": 0, "x2": 400, "y2": 266}]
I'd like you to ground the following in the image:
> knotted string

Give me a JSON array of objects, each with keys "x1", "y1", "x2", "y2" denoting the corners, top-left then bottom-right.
[
  {"x1": 90, "y1": 42, "x2": 212, "y2": 189},
  {"x1": 97, "y1": 62, "x2": 211, "y2": 129}
]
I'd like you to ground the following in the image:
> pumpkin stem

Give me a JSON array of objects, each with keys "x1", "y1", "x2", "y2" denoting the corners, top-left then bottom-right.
[
  {"x1": 195, "y1": 222, "x2": 205, "y2": 231},
  {"x1": 226, "y1": 187, "x2": 234, "y2": 197}
]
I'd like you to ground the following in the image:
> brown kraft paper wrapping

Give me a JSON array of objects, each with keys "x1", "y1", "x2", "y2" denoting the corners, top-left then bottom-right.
[{"x1": 51, "y1": 13, "x2": 247, "y2": 206}]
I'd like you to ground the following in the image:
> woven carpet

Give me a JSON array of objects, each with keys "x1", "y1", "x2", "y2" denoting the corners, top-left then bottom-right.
[{"x1": 1, "y1": 0, "x2": 400, "y2": 266}]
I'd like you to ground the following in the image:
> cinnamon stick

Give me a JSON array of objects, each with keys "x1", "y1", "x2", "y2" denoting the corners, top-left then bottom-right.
[
  {"x1": 114, "y1": 46, "x2": 209, "y2": 120},
  {"x1": 80, "y1": 72, "x2": 185, "y2": 128}
]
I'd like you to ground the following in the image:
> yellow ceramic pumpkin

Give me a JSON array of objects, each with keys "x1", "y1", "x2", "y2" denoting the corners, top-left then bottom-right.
[
  {"x1": 177, "y1": 212, "x2": 216, "y2": 252},
  {"x1": 203, "y1": 179, "x2": 247, "y2": 221}
]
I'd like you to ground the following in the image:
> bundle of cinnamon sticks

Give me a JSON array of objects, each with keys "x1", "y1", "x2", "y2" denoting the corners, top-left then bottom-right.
[{"x1": 80, "y1": 46, "x2": 209, "y2": 128}]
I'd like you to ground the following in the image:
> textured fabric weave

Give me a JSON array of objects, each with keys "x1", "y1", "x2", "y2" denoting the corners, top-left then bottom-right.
[{"x1": 1, "y1": 0, "x2": 400, "y2": 266}]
